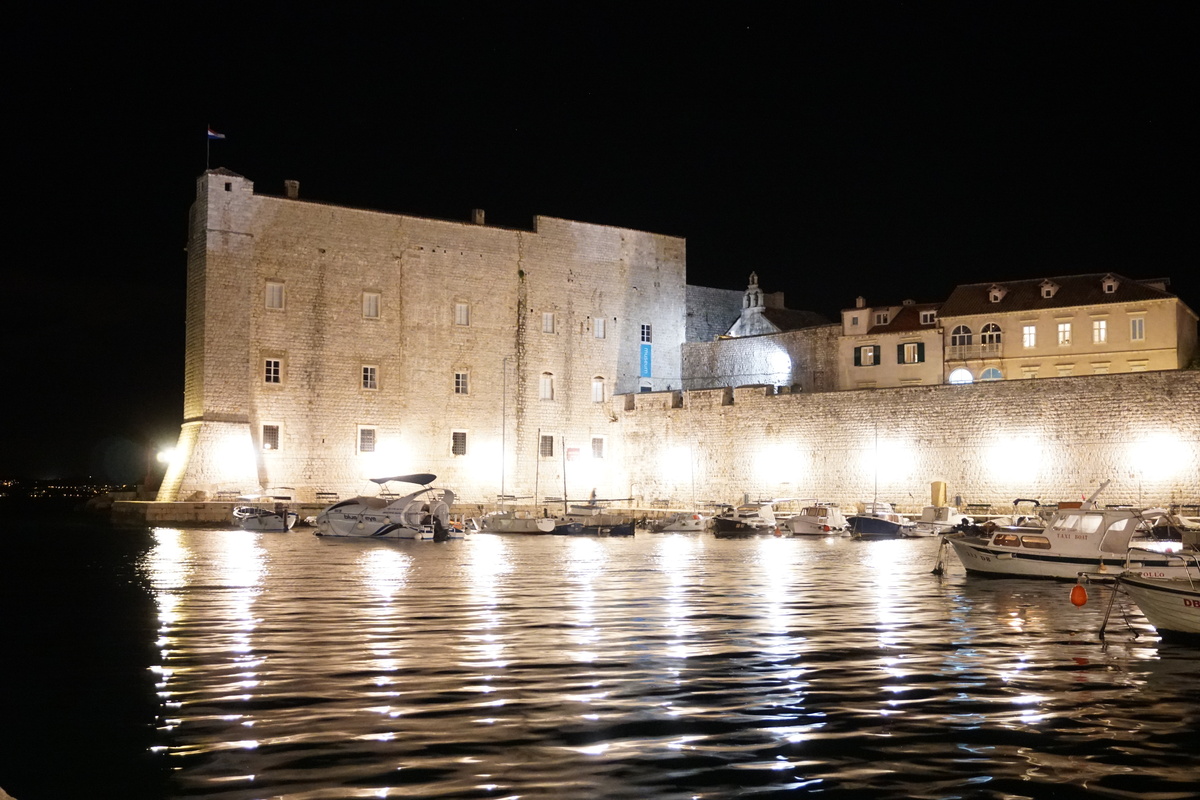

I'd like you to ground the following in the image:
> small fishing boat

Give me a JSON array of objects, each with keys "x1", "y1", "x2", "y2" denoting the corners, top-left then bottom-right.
[
  {"x1": 557, "y1": 495, "x2": 634, "y2": 536},
  {"x1": 651, "y1": 511, "x2": 710, "y2": 533},
  {"x1": 907, "y1": 504, "x2": 972, "y2": 537},
  {"x1": 941, "y1": 481, "x2": 1200, "y2": 581},
  {"x1": 712, "y1": 503, "x2": 779, "y2": 537},
  {"x1": 784, "y1": 503, "x2": 848, "y2": 536},
  {"x1": 315, "y1": 474, "x2": 460, "y2": 540},
  {"x1": 232, "y1": 504, "x2": 298, "y2": 532},
  {"x1": 480, "y1": 509, "x2": 557, "y2": 534},
  {"x1": 1115, "y1": 571, "x2": 1200, "y2": 640},
  {"x1": 847, "y1": 502, "x2": 914, "y2": 539}
]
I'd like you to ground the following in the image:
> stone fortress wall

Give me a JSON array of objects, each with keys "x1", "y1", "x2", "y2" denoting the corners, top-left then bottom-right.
[
  {"x1": 159, "y1": 171, "x2": 1199, "y2": 511},
  {"x1": 618, "y1": 371, "x2": 1200, "y2": 512},
  {"x1": 159, "y1": 171, "x2": 687, "y2": 504}
]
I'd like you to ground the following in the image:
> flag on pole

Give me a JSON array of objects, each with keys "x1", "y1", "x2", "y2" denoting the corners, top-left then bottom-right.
[{"x1": 207, "y1": 127, "x2": 226, "y2": 140}]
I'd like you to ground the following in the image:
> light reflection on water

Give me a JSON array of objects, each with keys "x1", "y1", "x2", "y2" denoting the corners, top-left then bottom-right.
[{"x1": 140, "y1": 529, "x2": 1200, "y2": 799}]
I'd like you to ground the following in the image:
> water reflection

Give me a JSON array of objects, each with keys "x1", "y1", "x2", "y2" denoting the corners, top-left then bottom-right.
[{"x1": 132, "y1": 531, "x2": 1200, "y2": 799}]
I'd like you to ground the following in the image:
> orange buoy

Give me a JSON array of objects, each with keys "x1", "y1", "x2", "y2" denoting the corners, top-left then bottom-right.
[{"x1": 1070, "y1": 584, "x2": 1088, "y2": 606}]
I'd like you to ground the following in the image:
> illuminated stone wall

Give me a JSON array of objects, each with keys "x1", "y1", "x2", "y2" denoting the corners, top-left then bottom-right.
[
  {"x1": 159, "y1": 171, "x2": 687, "y2": 503},
  {"x1": 617, "y1": 371, "x2": 1200, "y2": 511}
]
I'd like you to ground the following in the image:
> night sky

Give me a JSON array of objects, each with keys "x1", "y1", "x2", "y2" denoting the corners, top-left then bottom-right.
[{"x1": 6, "y1": 3, "x2": 1197, "y2": 481}]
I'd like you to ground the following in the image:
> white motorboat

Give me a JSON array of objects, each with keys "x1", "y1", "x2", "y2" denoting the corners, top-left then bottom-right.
[
  {"x1": 1110, "y1": 570, "x2": 1200, "y2": 640},
  {"x1": 846, "y1": 502, "x2": 915, "y2": 539},
  {"x1": 907, "y1": 505, "x2": 972, "y2": 537},
  {"x1": 652, "y1": 511, "x2": 710, "y2": 533},
  {"x1": 784, "y1": 503, "x2": 848, "y2": 536},
  {"x1": 232, "y1": 505, "x2": 299, "y2": 532},
  {"x1": 315, "y1": 474, "x2": 460, "y2": 540},
  {"x1": 480, "y1": 509, "x2": 557, "y2": 534},
  {"x1": 941, "y1": 480, "x2": 1200, "y2": 581}
]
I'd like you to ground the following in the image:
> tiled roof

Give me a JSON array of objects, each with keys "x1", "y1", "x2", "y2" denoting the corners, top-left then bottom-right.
[
  {"x1": 939, "y1": 273, "x2": 1175, "y2": 317},
  {"x1": 865, "y1": 303, "x2": 940, "y2": 335}
]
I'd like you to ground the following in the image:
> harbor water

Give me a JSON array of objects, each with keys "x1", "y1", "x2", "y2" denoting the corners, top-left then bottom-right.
[{"x1": 3, "y1": 511, "x2": 1199, "y2": 799}]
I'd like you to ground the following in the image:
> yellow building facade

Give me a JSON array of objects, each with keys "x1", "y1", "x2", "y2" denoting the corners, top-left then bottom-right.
[{"x1": 937, "y1": 274, "x2": 1198, "y2": 383}]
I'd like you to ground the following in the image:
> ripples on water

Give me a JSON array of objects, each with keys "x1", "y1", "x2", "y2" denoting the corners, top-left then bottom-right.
[{"x1": 4, "y1": 521, "x2": 1200, "y2": 799}]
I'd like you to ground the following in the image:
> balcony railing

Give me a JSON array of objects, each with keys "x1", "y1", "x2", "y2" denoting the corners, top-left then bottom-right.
[{"x1": 947, "y1": 342, "x2": 1002, "y2": 360}]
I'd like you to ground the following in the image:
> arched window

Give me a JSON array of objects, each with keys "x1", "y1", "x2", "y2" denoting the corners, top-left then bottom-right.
[
  {"x1": 980, "y1": 368, "x2": 1003, "y2": 381},
  {"x1": 948, "y1": 368, "x2": 974, "y2": 385},
  {"x1": 981, "y1": 323, "x2": 1002, "y2": 345},
  {"x1": 951, "y1": 325, "x2": 973, "y2": 346},
  {"x1": 591, "y1": 377, "x2": 605, "y2": 403}
]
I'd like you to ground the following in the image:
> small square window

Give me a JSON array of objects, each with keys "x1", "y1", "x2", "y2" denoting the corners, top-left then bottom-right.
[
  {"x1": 262, "y1": 424, "x2": 280, "y2": 451},
  {"x1": 850, "y1": 315, "x2": 859, "y2": 327},
  {"x1": 640, "y1": 324, "x2": 652, "y2": 343},
  {"x1": 363, "y1": 291, "x2": 381, "y2": 319},
  {"x1": 920, "y1": 311, "x2": 937, "y2": 325},
  {"x1": 1130, "y1": 317, "x2": 1145, "y2": 341},
  {"x1": 266, "y1": 282, "x2": 285, "y2": 310},
  {"x1": 451, "y1": 431, "x2": 467, "y2": 456},
  {"x1": 594, "y1": 318, "x2": 606, "y2": 339},
  {"x1": 358, "y1": 427, "x2": 376, "y2": 454},
  {"x1": 875, "y1": 312, "x2": 889, "y2": 325},
  {"x1": 362, "y1": 365, "x2": 377, "y2": 390},
  {"x1": 454, "y1": 371, "x2": 469, "y2": 395},
  {"x1": 1057, "y1": 323, "x2": 1071, "y2": 346},
  {"x1": 591, "y1": 437, "x2": 605, "y2": 459},
  {"x1": 265, "y1": 358, "x2": 281, "y2": 384},
  {"x1": 539, "y1": 435, "x2": 554, "y2": 458},
  {"x1": 454, "y1": 302, "x2": 470, "y2": 326},
  {"x1": 1092, "y1": 320, "x2": 1107, "y2": 344}
]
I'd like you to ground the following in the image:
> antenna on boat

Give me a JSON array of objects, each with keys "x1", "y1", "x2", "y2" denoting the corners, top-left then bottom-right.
[{"x1": 1082, "y1": 479, "x2": 1111, "y2": 510}]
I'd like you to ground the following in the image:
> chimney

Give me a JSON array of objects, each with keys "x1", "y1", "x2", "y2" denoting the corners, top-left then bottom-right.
[
  {"x1": 284, "y1": 180, "x2": 300, "y2": 199},
  {"x1": 471, "y1": 208, "x2": 486, "y2": 225},
  {"x1": 855, "y1": 296, "x2": 866, "y2": 308}
]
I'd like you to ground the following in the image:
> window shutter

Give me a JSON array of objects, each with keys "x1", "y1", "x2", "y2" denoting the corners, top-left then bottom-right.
[
  {"x1": 897, "y1": 344, "x2": 905, "y2": 364},
  {"x1": 917, "y1": 342, "x2": 925, "y2": 363},
  {"x1": 854, "y1": 347, "x2": 862, "y2": 367},
  {"x1": 871, "y1": 346, "x2": 879, "y2": 366}
]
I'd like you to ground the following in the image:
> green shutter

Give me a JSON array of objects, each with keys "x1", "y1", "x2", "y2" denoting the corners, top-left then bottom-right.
[
  {"x1": 871, "y1": 345, "x2": 879, "y2": 366},
  {"x1": 854, "y1": 347, "x2": 862, "y2": 367},
  {"x1": 917, "y1": 342, "x2": 925, "y2": 363},
  {"x1": 897, "y1": 344, "x2": 905, "y2": 364}
]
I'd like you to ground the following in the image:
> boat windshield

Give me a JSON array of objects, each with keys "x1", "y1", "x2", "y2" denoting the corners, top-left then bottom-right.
[
  {"x1": 1098, "y1": 516, "x2": 1138, "y2": 553},
  {"x1": 1057, "y1": 513, "x2": 1103, "y2": 533}
]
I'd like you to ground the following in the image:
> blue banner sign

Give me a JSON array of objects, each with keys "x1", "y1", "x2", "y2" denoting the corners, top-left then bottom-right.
[{"x1": 640, "y1": 344, "x2": 652, "y2": 378}]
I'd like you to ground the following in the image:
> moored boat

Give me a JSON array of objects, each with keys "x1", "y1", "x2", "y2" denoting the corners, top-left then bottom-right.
[
  {"x1": 556, "y1": 497, "x2": 634, "y2": 536},
  {"x1": 907, "y1": 504, "x2": 972, "y2": 537},
  {"x1": 315, "y1": 474, "x2": 460, "y2": 540},
  {"x1": 1113, "y1": 570, "x2": 1200, "y2": 640},
  {"x1": 942, "y1": 481, "x2": 1200, "y2": 581},
  {"x1": 712, "y1": 502, "x2": 779, "y2": 537},
  {"x1": 233, "y1": 504, "x2": 299, "y2": 532},
  {"x1": 784, "y1": 503, "x2": 848, "y2": 536},
  {"x1": 651, "y1": 511, "x2": 711, "y2": 533},
  {"x1": 480, "y1": 509, "x2": 557, "y2": 534},
  {"x1": 847, "y1": 502, "x2": 914, "y2": 539}
]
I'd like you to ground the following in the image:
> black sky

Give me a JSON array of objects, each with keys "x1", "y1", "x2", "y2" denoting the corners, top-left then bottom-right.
[{"x1": 5, "y1": 2, "x2": 1198, "y2": 480}]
